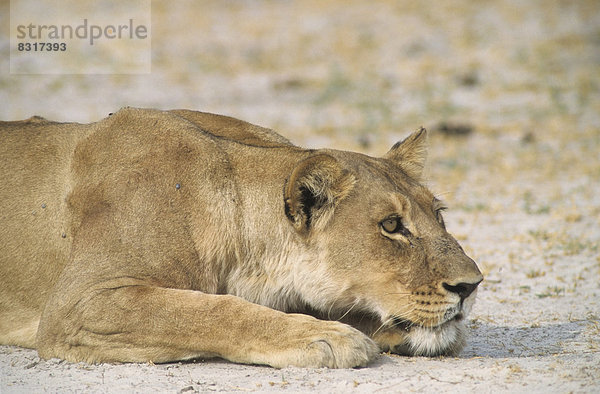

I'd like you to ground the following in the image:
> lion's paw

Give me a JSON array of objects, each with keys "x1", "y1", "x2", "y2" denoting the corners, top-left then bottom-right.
[{"x1": 263, "y1": 315, "x2": 379, "y2": 369}]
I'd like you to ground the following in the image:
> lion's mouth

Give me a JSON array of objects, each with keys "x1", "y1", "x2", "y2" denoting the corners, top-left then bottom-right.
[{"x1": 392, "y1": 312, "x2": 464, "y2": 333}]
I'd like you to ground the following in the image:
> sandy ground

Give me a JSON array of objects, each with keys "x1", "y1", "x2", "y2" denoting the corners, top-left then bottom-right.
[{"x1": 1, "y1": 0, "x2": 599, "y2": 392}]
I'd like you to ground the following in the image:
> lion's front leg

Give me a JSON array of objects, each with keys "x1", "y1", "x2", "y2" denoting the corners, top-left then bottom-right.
[{"x1": 36, "y1": 286, "x2": 378, "y2": 368}]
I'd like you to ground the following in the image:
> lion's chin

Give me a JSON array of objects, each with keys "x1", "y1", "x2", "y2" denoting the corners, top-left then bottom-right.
[
  {"x1": 373, "y1": 316, "x2": 467, "y2": 357},
  {"x1": 390, "y1": 318, "x2": 467, "y2": 357}
]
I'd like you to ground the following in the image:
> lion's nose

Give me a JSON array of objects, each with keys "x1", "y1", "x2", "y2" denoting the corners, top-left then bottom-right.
[{"x1": 442, "y1": 280, "x2": 482, "y2": 300}]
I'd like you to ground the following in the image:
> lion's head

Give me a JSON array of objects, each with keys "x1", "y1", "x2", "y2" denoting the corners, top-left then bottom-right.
[{"x1": 284, "y1": 128, "x2": 482, "y2": 357}]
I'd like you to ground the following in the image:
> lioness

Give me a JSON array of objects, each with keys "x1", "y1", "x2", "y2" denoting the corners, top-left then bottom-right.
[{"x1": 0, "y1": 108, "x2": 482, "y2": 368}]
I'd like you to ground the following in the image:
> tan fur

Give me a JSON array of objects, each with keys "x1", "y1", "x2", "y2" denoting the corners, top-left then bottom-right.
[{"x1": 0, "y1": 108, "x2": 482, "y2": 368}]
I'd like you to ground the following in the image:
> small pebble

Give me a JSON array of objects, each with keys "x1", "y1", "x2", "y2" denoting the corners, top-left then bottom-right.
[
  {"x1": 175, "y1": 183, "x2": 181, "y2": 190},
  {"x1": 41, "y1": 203, "x2": 46, "y2": 209}
]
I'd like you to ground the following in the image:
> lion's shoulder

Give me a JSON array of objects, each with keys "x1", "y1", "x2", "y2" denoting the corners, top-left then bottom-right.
[{"x1": 168, "y1": 109, "x2": 295, "y2": 148}]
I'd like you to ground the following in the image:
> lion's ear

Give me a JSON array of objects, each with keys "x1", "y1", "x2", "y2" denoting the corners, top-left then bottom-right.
[
  {"x1": 384, "y1": 127, "x2": 428, "y2": 180},
  {"x1": 284, "y1": 154, "x2": 355, "y2": 234}
]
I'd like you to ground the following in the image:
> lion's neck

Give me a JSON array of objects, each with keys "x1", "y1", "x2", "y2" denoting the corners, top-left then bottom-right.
[
  {"x1": 224, "y1": 229, "x2": 311, "y2": 312},
  {"x1": 208, "y1": 147, "x2": 312, "y2": 312}
]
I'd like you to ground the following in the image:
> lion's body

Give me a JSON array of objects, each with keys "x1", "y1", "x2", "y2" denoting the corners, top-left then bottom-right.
[
  {"x1": 0, "y1": 108, "x2": 482, "y2": 368},
  {"x1": 1, "y1": 117, "x2": 89, "y2": 346}
]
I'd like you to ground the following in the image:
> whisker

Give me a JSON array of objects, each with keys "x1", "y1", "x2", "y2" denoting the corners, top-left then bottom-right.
[
  {"x1": 372, "y1": 317, "x2": 394, "y2": 337},
  {"x1": 326, "y1": 296, "x2": 339, "y2": 320},
  {"x1": 337, "y1": 298, "x2": 360, "y2": 322},
  {"x1": 377, "y1": 304, "x2": 420, "y2": 334},
  {"x1": 383, "y1": 292, "x2": 411, "y2": 297}
]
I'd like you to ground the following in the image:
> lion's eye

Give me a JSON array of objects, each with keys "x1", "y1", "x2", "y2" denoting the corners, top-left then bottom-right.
[
  {"x1": 382, "y1": 218, "x2": 400, "y2": 233},
  {"x1": 381, "y1": 217, "x2": 410, "y2": 237}
]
